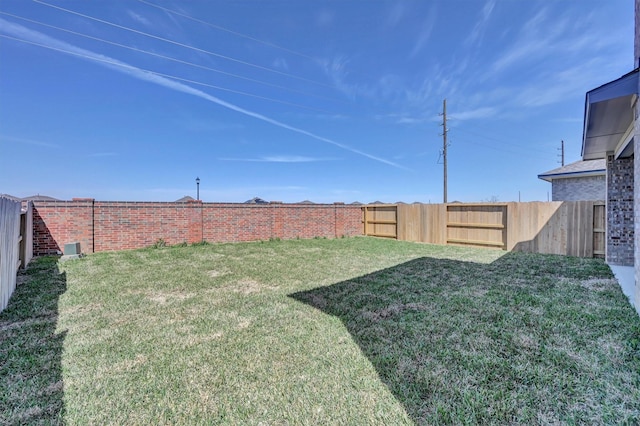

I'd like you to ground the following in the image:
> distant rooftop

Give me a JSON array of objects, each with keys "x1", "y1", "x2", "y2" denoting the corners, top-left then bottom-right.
[
  {"x1": 175, "y1": 195, "x2": 195, "y2": 202},
  {"x1": 244, "y1": 197, "x2": 268, "y2": 204},
  {"x1": 538, "y1": 159, "x2": 606, "y2": 182},
  {"x1": 21, "y1": 194, "x2": 61, "y2": 201}
]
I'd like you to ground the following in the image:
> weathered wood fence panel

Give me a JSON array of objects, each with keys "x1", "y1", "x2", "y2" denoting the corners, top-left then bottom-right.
[
  {"x1": 0, "y1": 197, "x2": 23, "y2": 313},
  {"x1": 365, "y1": 201, "x2": 604, "y2": 258}
]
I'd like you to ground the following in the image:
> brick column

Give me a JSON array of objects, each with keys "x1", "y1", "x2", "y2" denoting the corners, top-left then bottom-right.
[
  {"x1": 271, "y1": 201, "x2": 283, "y2": 239},
  {"x1": 187, "y1": 200, "x2": 203, "y2": 244},
  {"x1": 334, "y1": 202, "x2": 345, "y2": 238},
  {"x1": 70, "y1": 198, "x2": 95, "y2": 253}
]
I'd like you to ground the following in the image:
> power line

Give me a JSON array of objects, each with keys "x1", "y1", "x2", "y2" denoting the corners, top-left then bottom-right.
[
  {"x1": 137, "y1": 0, "x2": 319, "y2": 62},
  {"x1": 33, "y1": 0, "x2": 337, "y2": 89},
  {"x1": 452, "y1": 126, "x2": 553, "y2": 156},
  {"x1": 0, "y1": 32, "x2": 406, "y2": 169},
  {"x1": 137, "y1": 0, "x2": 395, "y2": 96},
  {"x1": 1, "y1": 12, "x2": 344, "y2": 105},
  {"x1": 0, "y1": 34, "x2": 336, "y2": 113},
  {"x1": 452, "y1": 137, "x2": 550, "y2": 161}
]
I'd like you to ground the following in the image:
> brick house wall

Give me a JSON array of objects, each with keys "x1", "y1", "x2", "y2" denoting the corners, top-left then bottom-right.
[
  {"x1": 551, "y1": 175, "x2": 605, "y2": 201},
  {"x1": 32, "y1": 200, "x2": 363, "y2": 255},
  {"x1": 607, "y1": 154, "x2": 635, "y2": 266}
]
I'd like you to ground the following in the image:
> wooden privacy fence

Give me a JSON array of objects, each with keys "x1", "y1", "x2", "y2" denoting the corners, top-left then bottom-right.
[
  {"x1": 364, "y1": 201, "x2": 605, "y2": 258},
  {"x1": 0, "y1": 197, "x2": 33, "y2": 313},
  {"x1": 362, "y1": 204, "x2": 397, "y2": 238}
]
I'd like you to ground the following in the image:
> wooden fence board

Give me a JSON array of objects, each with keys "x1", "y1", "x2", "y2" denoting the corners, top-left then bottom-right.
[
  {"x1": 593, "y1": 203, "x2": 605, "y2": 258},
  {"x1": 0, "y1": 197, "x2": 22, "y2": 313},
  {"x1": 23, "y1": 201, "x2": 33, "y2": 267}
]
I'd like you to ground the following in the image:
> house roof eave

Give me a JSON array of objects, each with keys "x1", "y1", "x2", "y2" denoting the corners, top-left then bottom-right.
[
  {"x1": 537, "y1": 169, "x2": 606, "y2": 182},
  {"x1": 581, "y1": 68, "x2": 639, "y2": 160}
]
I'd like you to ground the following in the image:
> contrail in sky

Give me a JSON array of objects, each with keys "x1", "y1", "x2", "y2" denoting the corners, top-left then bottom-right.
[{"x1": 0, "y1": 18, "x2": 406, "y2": 169}]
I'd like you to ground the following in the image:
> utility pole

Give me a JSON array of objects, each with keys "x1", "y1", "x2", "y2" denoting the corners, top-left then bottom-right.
[
  {"x1": 558, "y1": 140, "x2": 565, "y2": 166},
  {"x1": 441, "y1": 99, "x2": 448, "y2": 203}
]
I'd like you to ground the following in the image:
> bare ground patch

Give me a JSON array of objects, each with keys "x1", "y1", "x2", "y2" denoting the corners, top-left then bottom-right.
[{"x1": 207, "y1": 269, "x2": 230, "y2": 278}]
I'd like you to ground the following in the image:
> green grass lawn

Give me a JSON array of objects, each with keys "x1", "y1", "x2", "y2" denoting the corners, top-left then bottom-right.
[{"x1": 2, "y1": 237, "x2": 640, "y2": 425}]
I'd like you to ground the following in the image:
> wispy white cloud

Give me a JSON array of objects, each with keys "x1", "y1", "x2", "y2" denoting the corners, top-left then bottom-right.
[
  {"x1": 0, "y1": 18, "x2": 406, "y2": 170},
  {"x1": 395, "y1": 116, "x2": 432, "y2": 125},
  {"x1": 514, "y1": 57, "x2": 618, "y2": 108},
  {"x1": 316, "y1": 9, "x2": 334, "y2": 27},
  {"x1": 272, "y1": 57, "x2": 289, "y2": 71},
  {"x1": 393, "y1": 106, "x2": 497, "y2": 125},
  {"x1": 409, "y1": 5, "x2": 437, "y2": 58},
  {"x1": 127, "y1": 10, "x2": 151, "y2": 27},
  {"x1": 465, "y1": 0, "x2": 496, "y2": 45},
  {"x1": 449, "y1": 107, "x2": 498, "y2": 121},
  {"x1": 551, "y1": 117, "x2": 583, "y2": 123},
  {"x1": 323, "y1": 55, "x2": 411, "y2": 108},
  {"x1": 490, "y1": 8, "x2": 551, "y2": 73},
  {"x1": 0, "y1": 135, "x2": 59, "y2": 148},
  {"x1": 488, "y1": 6, "x2": 621, "y2": 77},
  {"x1": 385, "y1": 2, "x2": 405, "y2": 27},
  {"x1": 322, "y1": 55, "x2": 356, "y2": 100},
  {"x1": 219, "y1": 156, "x2": 338, "y2": 163}
]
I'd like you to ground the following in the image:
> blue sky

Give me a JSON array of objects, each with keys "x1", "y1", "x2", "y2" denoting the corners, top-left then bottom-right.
[{"x1": 0, "y1": 0, "x2": 634, "y2": 203}]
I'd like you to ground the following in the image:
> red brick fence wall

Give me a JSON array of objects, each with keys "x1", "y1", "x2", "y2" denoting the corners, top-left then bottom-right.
[{"x1": 32, "y1": 199, "x2": 363, "y2": 255}]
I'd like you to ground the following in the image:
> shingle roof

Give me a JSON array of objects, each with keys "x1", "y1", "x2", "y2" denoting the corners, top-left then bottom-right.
[
  {"x1": 175, "y1": 195, "x2": 195, "y2": 202},
  {"x1": 244, "y1": 197, "x2": 268, "y2": 204},
  {"x1": 538, "y1": 159, "x2": 605, "y2": 182}
]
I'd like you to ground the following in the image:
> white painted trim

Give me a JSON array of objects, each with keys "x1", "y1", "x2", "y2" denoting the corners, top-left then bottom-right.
[{"x1": 614, "y1": 121, "x2": 635, "y2": 159}]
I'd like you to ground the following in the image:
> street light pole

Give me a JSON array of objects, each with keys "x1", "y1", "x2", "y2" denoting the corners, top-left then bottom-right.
[{"x1": 196, "y1": 177, "x2": 200, "y2": 201}]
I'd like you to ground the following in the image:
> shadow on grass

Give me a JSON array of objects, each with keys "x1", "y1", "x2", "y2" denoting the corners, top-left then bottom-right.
[
  {"x1": 290, "y1": 251, "x2": 640, "y2": 424},
  {"x1": 0, "y1": 256, "x2": 67, "y2": 425}
]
